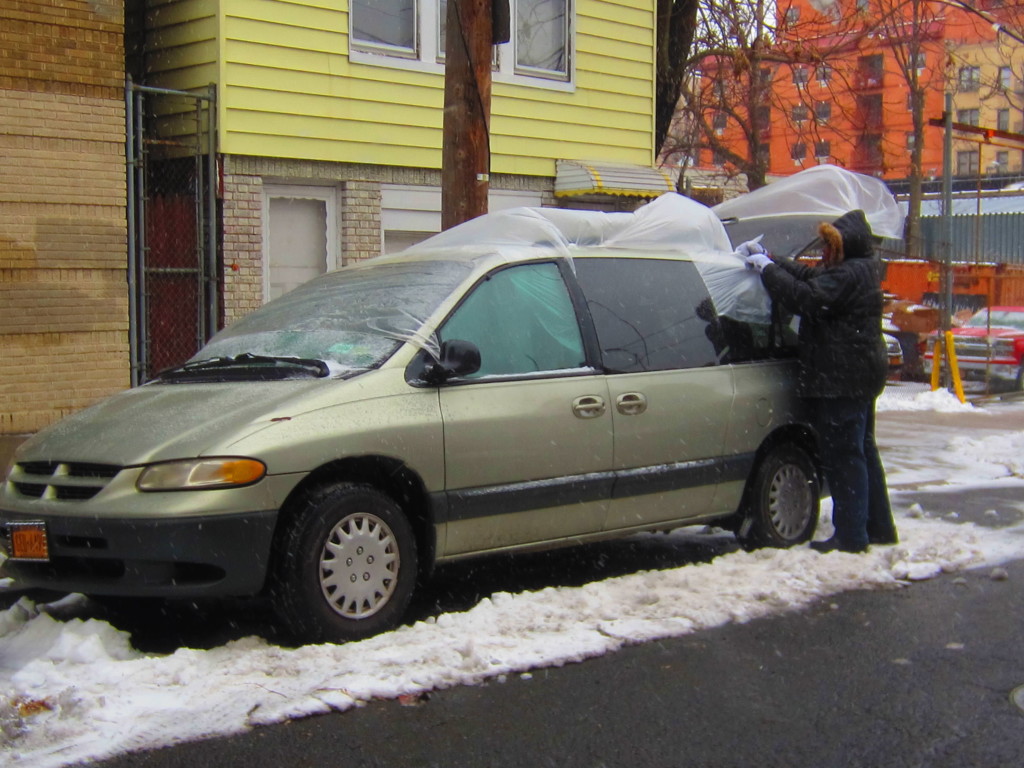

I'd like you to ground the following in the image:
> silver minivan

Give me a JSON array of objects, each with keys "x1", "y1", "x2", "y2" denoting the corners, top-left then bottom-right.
[{"x1": 0, "y1": 197, "x2": 820, "y2": 643}]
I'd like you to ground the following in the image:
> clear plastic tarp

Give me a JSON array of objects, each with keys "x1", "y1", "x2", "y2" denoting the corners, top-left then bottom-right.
[
  {"x1": 406, "y1": 192, "x2": 771, "y2": 323},
  {"x1": 712, "y1": 164, "x2": 904, "y2": 238}
]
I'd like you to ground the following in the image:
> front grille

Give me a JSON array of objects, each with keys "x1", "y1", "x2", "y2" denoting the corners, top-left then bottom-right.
[
  {"x1": 953, "y1": 339, "x2": 992, "y2": 359},
  {"x1": 8, "y1": 461, "x2": 122, "y2": 501}
]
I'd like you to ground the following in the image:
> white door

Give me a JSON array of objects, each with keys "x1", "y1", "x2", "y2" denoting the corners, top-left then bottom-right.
[{"x1": 263, "y1": 185, "x2": 339, "y2": 302}]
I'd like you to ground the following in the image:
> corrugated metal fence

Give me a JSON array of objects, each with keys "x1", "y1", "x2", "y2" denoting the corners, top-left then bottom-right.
[{"x1": 914, "y1": 214, "x2": 1024, "y2": 266}]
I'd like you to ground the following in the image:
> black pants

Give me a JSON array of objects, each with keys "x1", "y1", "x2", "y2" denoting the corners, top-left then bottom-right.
[{"x1": 810, "y1": 397, "x2": 897, "y2": 547}]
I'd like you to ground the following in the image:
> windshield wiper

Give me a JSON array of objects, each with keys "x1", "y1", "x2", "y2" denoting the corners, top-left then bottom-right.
[{"x1": 158, "y1": 354, "x2": 330, "y2": 382}]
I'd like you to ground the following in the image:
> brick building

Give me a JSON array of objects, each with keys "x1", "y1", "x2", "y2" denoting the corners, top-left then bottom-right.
[
  {"x1": 685, "y1": 0, "x2": 1024, "y2": 189},
  {"x1": 0, "y1": 0, "x2": 127, "y2": 438}
]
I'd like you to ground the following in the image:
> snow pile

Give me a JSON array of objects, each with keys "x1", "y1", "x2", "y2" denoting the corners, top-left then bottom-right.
[{"x1": 877, "y1": 386, "x2": 979, "y2": 413}]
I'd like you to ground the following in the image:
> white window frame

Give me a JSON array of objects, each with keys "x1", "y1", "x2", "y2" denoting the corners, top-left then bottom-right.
[
  {"x1": 261, "y1": 185, "x2": 339, "y2": 304},
  {"x1": 349, "y1": 0, "x2": 575, "y2": 92}
]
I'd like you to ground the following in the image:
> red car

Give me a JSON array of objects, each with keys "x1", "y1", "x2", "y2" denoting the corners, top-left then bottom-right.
[{"x1": 923, "y1": 306, "x2": 1024, "y2": 392}]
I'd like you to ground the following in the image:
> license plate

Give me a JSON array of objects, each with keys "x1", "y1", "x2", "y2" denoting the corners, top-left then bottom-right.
[{"x1": 8, "y1": 522, "x2": 50, "y2": 561}]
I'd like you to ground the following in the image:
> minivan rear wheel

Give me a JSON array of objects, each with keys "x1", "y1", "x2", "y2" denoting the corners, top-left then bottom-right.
[
  {"x1": 737, "y1": 444, "x2": 819, "y2": 550},
  {"x1": 270, "y1": 484, "x2": 418, "y2": 644}
]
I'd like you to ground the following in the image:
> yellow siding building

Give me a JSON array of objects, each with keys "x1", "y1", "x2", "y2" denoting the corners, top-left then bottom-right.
[{"x1": 142, "y1": 0, "x2": 668, "y2": 322}]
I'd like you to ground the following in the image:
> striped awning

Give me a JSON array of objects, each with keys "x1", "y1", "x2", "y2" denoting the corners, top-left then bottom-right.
[{"x1": 555, "y1": 159, "x2": 676, "y2": 198}]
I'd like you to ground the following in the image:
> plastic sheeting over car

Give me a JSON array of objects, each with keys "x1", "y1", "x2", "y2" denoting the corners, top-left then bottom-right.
[
  {"x1": 713, "y1": 164, "x2": 904, "y2": 239},
  {"x1": 406, "y1": 192, "x2": 773, "y2": 324}
]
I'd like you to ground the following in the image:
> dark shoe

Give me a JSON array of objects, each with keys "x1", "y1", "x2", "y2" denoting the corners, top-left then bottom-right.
[
  {"x1": 810, "y1": 537, "x2": 868, "y2": 554},
  {"x1": 868, "y1": 533, "x2": 898, "y2": 545}
]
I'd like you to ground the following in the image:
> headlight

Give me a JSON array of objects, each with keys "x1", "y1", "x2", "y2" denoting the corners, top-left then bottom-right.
[{"x1": 137, "y1": 458, "x2": 266, "y2": 491}]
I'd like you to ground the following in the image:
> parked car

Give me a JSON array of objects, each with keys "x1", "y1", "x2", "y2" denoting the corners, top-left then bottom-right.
[
  {"x1": 883, "y1": 331, "x2": 905, "y2": 379},
  {"x1": 0, "y1": 198, "x2": 821, "y2": 644},
  {"x1": 923, "y1": 306, "x2": 1024, "y2": 392}
]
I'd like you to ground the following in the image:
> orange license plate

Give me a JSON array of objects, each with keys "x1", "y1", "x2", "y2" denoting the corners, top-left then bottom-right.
[{"x1": 9, "y1": 522, "x2": 49, "y2": 561}]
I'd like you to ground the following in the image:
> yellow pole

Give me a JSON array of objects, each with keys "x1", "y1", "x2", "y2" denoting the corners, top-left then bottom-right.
[
  {"x1": 944, "y1": 330, "x2": 966, "y2": 403},
  {"x1": 930, "y1": 337, "x2": 943, "y2": 391}
]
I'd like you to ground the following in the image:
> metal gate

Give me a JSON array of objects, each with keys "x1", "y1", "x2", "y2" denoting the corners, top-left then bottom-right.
[{"x1": 126, "y1": 80, "x2": 218, "y2": 385}]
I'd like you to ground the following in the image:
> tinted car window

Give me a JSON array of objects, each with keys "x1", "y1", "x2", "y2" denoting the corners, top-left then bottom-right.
[
  {"x1": 440, "y1": 262, "x2": 586, "y2": 377},
  {"x1": 573, "y1": 258, "x2": 719, "y2": 372}
]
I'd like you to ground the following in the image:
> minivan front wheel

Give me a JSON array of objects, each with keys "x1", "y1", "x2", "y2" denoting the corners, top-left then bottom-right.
[
  {"x1": 737, "y1": 444, "x2": 819, "y2": 550},
  {"x1": 271, "y1": 484, "x2": 418, "y2": 644}
]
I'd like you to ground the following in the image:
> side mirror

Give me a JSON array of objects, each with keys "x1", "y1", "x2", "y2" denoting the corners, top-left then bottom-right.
[{"x1": 423, "y1": 339, "x2": 481, "y2": 385}]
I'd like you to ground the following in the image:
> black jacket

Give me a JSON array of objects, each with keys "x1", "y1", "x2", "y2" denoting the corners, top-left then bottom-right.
[{"x1": 760, "y1": 213, "x2": 888, "y2": 399}]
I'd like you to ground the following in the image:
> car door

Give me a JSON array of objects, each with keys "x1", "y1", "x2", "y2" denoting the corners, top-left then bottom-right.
[
  {"x1": 572, "y1": 256, "x2": 736, "y2": 531},
  {"x1": 435, "y1": 261, "x2": 613, "y2": 556}
]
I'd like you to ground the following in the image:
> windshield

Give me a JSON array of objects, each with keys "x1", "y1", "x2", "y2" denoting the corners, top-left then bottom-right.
[
  {"x1": 190, "y1": 259, "x2": 473, "y2": 374},
  {"x1": 966, "y1": 309, "x2": 1024, "y2": 332}
]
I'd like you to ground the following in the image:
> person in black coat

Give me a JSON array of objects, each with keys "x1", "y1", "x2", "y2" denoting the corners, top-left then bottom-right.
[{"x1": 743, "y1": 209, "x2": 898, "y2": 553}]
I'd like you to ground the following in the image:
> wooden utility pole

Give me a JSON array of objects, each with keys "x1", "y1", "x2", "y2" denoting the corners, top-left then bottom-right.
[{"x1": 442, "y1": 0, "x2": 494, "y2": 230}]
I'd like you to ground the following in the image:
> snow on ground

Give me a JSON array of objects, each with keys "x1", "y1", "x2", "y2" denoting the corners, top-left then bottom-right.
[{"x1": 2, "y1": 387, "x2": 1024, "y2": 768}]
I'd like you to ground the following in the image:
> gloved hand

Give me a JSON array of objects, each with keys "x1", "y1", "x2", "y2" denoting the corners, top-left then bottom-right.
[
  {"x1": 734, "y1": 236, "x2": 766, "y2": 258},
  {"x1": 745, "y1": 252, "x2": 773, "y2": 273}
]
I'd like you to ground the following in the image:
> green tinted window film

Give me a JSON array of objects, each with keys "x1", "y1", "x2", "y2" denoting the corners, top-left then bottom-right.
[
  {"x1": 441, "y1": 262, "x2": 585, "y2": 377},
  {"x1": 573, "y1": 258, "x2": 719, "y2": 372}
]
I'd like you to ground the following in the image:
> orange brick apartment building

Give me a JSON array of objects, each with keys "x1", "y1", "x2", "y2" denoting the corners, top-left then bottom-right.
[{"x1": 690, "y1": 0, "x2": 1024, "y2": 187}]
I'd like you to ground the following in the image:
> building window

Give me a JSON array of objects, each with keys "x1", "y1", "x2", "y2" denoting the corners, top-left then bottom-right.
[
  {"x1": 1000, "y1": 66, "x2": 1013, "y2": 90},
  {"x1": 755, "y1": 105, "x2": 771, "y2": 136},
  {"x1": 791, "y1": 104, "x2": 808, "y2": 123},
  {"x1": 783, "y1": 6, "x2": 800, "y2": 25},
  {"x1": 907, "y1": 52, "x2": 926, "y2": 74},
  {"x1": 713, "y1": 111, "x2": 727, "y2": 134},
  {"x1": 996, "y1": 150, "x2": 1009, "y2": 171},
  {"x1": 998, "y1": 108, "x2": 1010, "y2": 131},
  {"x1": 352, "y1": 0, "x2": 418, "y2": 55},
  {"x1": 713, "y1": 149, "x2": 727, "y2": 166},
  {"x1": 958, "y1": 66, "x2": 981, "y2": 92},
  {"x1": 791, "y1": 142, "x2": 807, "y2": 164},
  {"x1": 516, "y1": 0, "x2": 570, "y2": 79},
  {"x1": 814, "y1": 140, "x2": 830, "y2": 159},
  {"x1": 815, "y1": 100, "x2": 831, "y2": 122},
  {"x1": 957, "y1": 108, "x2": 980, "y2": 126},
  {"x1": 906, "y1": 132, "x2": 916, "y2": 150},
  {"x1": 856, "y1": 0, "x2": 868, "y2": 10},
  {"x1": 816, "y1": 65, "x2": 832, "y2": 85},
  {"x1": 759, "y1": 67, "x2": 773, "y2": 86},
  {"x1": 957, "y1": 149, "x2": 979, "y2": 176},
  {"x1": 793, "y1": 66, "x2": 809, "y2": 87},
  {"x1": 858, "y1": 54, "x2": 884, "y2": 86}
]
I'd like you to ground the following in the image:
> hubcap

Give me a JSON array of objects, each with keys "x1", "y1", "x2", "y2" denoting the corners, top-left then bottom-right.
[
  {"x1": 767, "y1": 463, "x2": 813, "y2": 540},
  {"x1": 320, "y1": 512, "x2": 400, "y2": 620}
]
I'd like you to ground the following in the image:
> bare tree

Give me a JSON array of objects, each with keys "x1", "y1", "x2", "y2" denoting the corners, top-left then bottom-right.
[
  {"x1": 867, "y1": 0, "x2": 945, "y2": 257},
  {"x1": 656, "y1": 0, "x2": 702, "y2": 156},
  {"x1": 662, "y1": 1, "x2": 869, "y2": 191}
]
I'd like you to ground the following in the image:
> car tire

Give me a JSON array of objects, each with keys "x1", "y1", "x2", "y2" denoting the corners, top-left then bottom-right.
[
  {"x1": 737, "y1": 444, "x2": 819, "y2": 550},
  {"x1": 270, "y1": 483, "x2": 418, "y2": 644}
]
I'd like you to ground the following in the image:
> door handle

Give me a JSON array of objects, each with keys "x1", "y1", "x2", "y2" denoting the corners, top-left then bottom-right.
[
  {"x1": 616, "y1": 392, "x2": 648, "y2": 416},
  {"x1": 572, "y1": 395, "x2": 606, "y2": 419}
]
